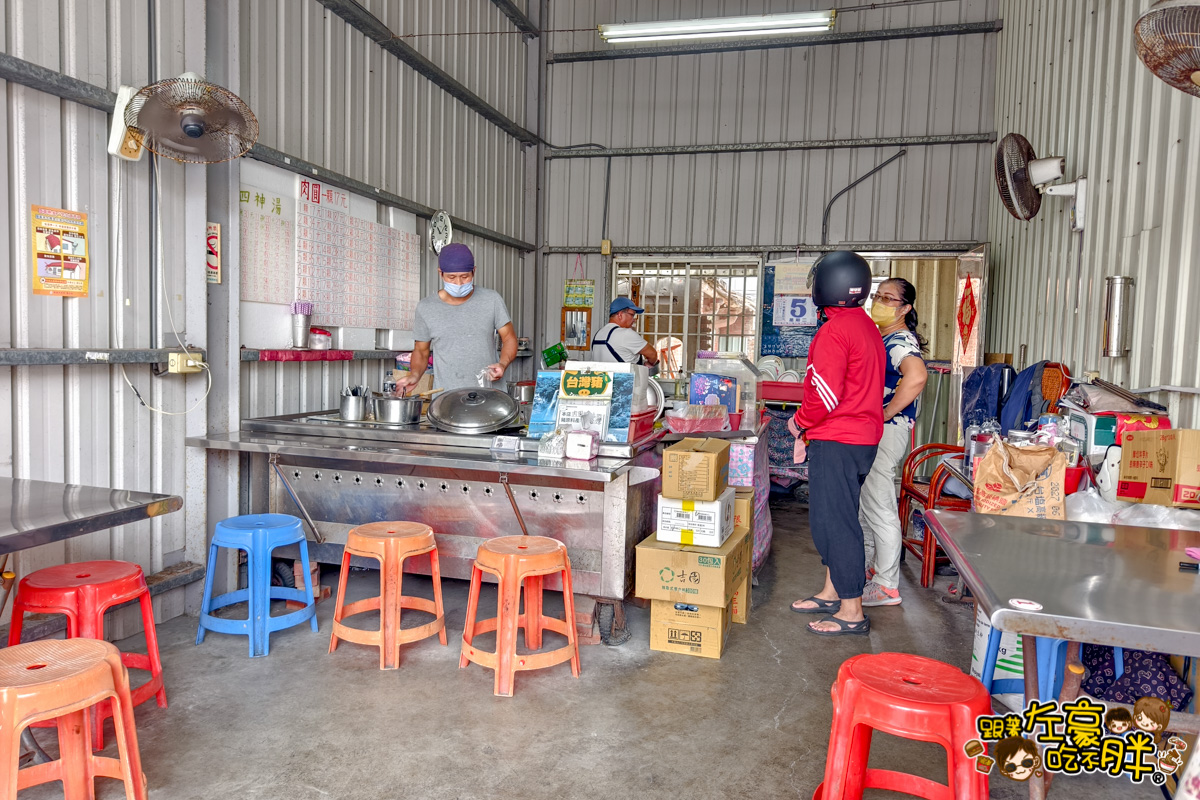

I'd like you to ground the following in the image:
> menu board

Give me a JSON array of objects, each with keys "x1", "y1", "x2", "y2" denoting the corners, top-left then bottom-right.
[
  {"x1": 239, "y1": 184, "x2": 294, "y2": 304},
  {"x1": 295, "y1": 178, "x2": 420, "y2": 330}
]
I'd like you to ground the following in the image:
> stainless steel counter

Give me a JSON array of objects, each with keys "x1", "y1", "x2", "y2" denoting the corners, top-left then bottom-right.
[{"x1": 187, "y1": 411, "x2": 664, "y2": 599}]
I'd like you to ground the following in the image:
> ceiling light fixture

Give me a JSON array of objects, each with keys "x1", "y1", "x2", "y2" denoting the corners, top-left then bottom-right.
[{"x1": 598, "y1": 11, "x2": 836, "y2": 44}]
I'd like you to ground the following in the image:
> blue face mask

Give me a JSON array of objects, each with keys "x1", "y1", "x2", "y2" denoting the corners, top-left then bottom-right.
[{"x1": 443, "y1": 280, "x2": 473, "y2": 298}]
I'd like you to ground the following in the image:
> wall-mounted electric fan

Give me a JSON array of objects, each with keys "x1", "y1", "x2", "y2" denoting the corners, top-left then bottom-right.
[
  {"x1": 1136, "y1": 0, "x2": 1200, "y2": 98},
  {"x1": 994, "y1": 133, "x2": 1087, "y2": 230},
  {"x1": 107, "y1": 72, "x2": 258, "y2": 164}
]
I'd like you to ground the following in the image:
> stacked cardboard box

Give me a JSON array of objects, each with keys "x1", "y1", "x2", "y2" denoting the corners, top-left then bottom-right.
[{"x1": 638, "y1": 438, "x2": 751, "y2": 658}]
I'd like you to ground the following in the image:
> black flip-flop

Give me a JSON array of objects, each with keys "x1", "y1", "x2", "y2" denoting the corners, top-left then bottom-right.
[
  {"x1": 791, "y1": 596, "x2": 841, "y2": 615},
  {"x1": 806, "y1": 615, "x2": 871, "y2": 637}
]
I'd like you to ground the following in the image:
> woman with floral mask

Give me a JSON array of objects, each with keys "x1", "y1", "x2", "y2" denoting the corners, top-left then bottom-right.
[
  {"x1": 858, "y1": 278, "x2": 928, "y2": 607},
  {"x1": 399, "y1": 243, "x2": 518, "y2": 393}
]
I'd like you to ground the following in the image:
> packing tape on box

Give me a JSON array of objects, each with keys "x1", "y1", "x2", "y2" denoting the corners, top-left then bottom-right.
[
  {"x1": 681, "y1": 529, "x2": 694, "y2": 546},
  {"x1": 682, "y1": 501, "x2": 694, "y2": 512}
]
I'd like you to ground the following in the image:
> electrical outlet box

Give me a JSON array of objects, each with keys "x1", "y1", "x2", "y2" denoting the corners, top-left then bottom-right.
[
  {"x1": 168, "y1": 353, "x2": 204, "y2": 374},
  {"x1": 600, "y1": 239, "x2": 612, "y2": 256}
]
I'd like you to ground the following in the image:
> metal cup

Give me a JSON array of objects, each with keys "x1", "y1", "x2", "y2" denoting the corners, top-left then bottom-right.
[
  {"x1": 292, "y1": 314, "x2": 312, "y2": 348},
  {"x1": 339, "y1": 395, "x2": 365, "y2": 421}
]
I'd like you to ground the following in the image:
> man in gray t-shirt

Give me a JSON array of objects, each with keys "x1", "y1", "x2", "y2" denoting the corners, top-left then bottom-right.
[{"x1": 398, "y1": 243, "x2": 517, "y2": 393}]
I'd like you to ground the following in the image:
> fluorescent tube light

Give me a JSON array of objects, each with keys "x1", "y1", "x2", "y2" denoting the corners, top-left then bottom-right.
[{"x1": 598, "y1": 11, "x2": 835, "y2": 43}]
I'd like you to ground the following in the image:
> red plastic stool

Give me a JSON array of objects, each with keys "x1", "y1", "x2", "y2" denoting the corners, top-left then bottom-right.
[
  {"x1": 813, "y1": 653, "x2": 991, "y2": 800},
  {"x1": 459, "y1": 536, "x2": 580, "y2": 697},
  {"x1": 7, "y1": 560, "x2": 167, "y2": 750}
]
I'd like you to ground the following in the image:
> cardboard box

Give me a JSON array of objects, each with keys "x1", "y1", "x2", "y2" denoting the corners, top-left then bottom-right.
[
  {"x1": 1116, "y1": 429, "x2": 1200, "y2": 508},
  {"x1": 661, "y1": 438, "x2": 730, "y2": 501},
  {"x1": 730, "y1": 573, "x2": 750, "y2": 624},
  {"x1": 649, "y1": 599, "x2": 732, "y2": 659},
  {"x1": 655, "y1": 487, "x2": 736, "y2": 547},
  {"x1": 635, "y1": 525, "x2": 751, "y2": 607},
  {"x1": 733, "y1": 493, "x2": 754, "y2": 531}
]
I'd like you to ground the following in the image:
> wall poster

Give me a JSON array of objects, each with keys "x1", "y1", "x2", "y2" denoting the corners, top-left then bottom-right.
[{"x1": 31, "y1": 205, "x2": 89, "y2": 297}]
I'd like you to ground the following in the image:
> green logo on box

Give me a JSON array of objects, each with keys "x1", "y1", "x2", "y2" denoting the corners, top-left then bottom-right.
[{"x1": 697, "y1": 556, "x2": 721, "y2": 567}]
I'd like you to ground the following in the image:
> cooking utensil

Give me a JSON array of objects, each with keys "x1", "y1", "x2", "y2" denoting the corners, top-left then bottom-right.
[
  {"x1": 339, "y1": 396, "x2": 366, "y2": 421},
  {"x1": 373, "y1": 395, "x2": 423, "y2": 425},
  {"x1": 427, "y1": 388, "x2": 520, "y2": 434},
  {"x1": 508, "y1": 381, "x2": 537, "y2": 404}
]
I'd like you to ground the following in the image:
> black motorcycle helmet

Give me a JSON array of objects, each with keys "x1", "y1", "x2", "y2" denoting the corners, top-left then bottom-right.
[{"x1": 808, "y1": 251, "x2": 872, "y2": 308}]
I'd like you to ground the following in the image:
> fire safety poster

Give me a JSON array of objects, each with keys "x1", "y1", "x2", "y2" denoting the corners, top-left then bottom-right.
[{"x1": 31, "y1": 205, "x2": 89, "y2": 297}]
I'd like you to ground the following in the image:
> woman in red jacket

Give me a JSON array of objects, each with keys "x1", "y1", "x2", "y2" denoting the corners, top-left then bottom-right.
[{"x1": 788, "y1": 251, "x2": 885, "y2": 636}]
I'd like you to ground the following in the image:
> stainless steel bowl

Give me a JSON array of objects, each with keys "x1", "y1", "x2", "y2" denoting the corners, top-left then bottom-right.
[{"x1": 373, "y1": 396, "x2": 423, "y2": 425}]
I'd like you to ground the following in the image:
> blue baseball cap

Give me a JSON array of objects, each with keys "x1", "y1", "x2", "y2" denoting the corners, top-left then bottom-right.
[
  {"x1": 609, "y1": 297, "x2": 644, "y2": 315},
  {"x1": 437, "y1": 243, "x2": 475, "y2": 273}
]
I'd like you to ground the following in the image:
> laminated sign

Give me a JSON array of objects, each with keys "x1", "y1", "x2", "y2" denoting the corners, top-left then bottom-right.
[
  {"x1": 31, "y1": 205, "x2": 89, "y2": 298},
  {"x1": 973, "y1": 440, "x2": 1066, "y2": 520},
  {"x1": 563, "y1": 279, "x2": 595, "y2": 308}
]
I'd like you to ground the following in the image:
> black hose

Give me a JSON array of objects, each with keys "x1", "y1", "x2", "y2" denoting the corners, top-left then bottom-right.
[{"x1": 820, "y1": 149, "x2": 907, "y2": 245}]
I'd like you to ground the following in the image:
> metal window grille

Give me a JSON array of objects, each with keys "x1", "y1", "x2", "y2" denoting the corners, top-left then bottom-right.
[{"x1": 613, "y1": 258, "x2": 761, "y2": 380}]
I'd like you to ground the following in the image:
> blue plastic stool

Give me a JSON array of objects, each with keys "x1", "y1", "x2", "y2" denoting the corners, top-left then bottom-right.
[
  {"x1": 196, "y1": 514, "x2": 318, "y2": 657},
  {"x1": 980, "y1": 629, "x2": 1125, "y2": 704}
]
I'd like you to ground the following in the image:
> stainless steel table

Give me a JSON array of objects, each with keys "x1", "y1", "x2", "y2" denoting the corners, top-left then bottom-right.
[
  {"x1": 0, "y1": 476, "x2": 182, "y2": 766},
  {"x1": 925, "y1": 509, "x2": 1200, "y2": 798}
]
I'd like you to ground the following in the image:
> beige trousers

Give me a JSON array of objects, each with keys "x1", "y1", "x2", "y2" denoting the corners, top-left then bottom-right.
[{"x1": 859, "y1": 423, "x2": 911, "y2": 590}]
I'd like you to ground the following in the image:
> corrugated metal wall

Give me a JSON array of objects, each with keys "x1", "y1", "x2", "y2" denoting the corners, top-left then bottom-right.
[
  {"x1": 238, "y1": 0, "x2": 531, "y2": 354},
  {"x1": 987, "y1": 0, "x2": 1200, "y2": 427},
  {"x1": 539, "y1": 0, "x2": 999, "y2": 349},
  {"x1": 0, "y1": 0, "x2": 209, "y2": 631}
]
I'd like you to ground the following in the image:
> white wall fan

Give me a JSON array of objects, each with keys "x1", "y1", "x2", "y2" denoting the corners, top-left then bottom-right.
[
  {"x1": 1136, "y1": 0, "x2": 1200, "y2": 97},
  {"x1": 994, "y1": 133, "x2": 1087, "y2": 231},
  {"x1": 107, "y1": 72, "x2": 258, "y2": 164}
]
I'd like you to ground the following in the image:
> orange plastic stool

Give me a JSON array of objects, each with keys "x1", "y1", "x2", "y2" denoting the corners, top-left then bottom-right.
[
  {"x1": 813, "y1": 653, "x2": 991, "y2": 800},
  {"x1": 459, "y1": 536, "x2": 580, "y2": 697},
  {"x1": 1, "y1": 638, "x2": 147, "y2": 800},
  {"x1": 7, "y1": 560, "x2": 167, "y2": 749},
  {"x1": 329, "y1": 522, "x2": 447, "y2": 670}
]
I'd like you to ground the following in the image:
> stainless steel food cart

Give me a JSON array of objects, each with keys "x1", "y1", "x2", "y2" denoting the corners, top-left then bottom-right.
[{"x1": 187, "y1": 411, "x2": 662, "y2": 599}]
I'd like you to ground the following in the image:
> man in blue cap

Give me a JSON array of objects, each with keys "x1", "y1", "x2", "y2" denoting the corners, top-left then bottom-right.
[
  {"x1": 398, "y1": 243, "x2": 517, "y2": 393},
  {"x1": 590, "y1": 297, "x2": 659, "y2": 366}
]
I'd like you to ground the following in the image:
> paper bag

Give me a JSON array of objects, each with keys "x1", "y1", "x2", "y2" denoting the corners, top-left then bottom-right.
[{"x1": 973, "y1": 440, "x2": 1067, "y2": 519}]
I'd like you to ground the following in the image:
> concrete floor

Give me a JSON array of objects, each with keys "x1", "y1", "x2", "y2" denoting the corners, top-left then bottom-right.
[{"x1": 20, "y1": 495, "x2": 1157, "y2": 799}]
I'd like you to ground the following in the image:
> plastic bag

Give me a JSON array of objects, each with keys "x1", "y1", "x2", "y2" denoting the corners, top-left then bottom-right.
[
  {"x1": 1113, "y1": 503, "x2": 1200, "y2": 531},
  {"x1": 664, "y1": 404, "x2": 729, "y2": 434},
  {"x1": 537, "y1": 429, "x2": 566, "y2": 459},
  {"x1": 1065, "y1": 488, "x2": 1131, "y2": 524},
  {"x1": 475, "y1": 368, "x2": 493, "y2": 389}
]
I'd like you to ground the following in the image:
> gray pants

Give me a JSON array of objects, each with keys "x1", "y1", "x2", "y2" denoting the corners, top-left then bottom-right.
[{"x1": 859, "y1": 423, "x2": 911, "y2": 590}]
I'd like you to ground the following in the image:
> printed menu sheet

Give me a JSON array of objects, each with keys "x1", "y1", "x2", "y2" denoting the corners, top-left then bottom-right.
[
  {"x1": 239, "y1": 184, "x2": 294, "y2": 304},
  {"x1": 295, "y1": 178, "x2": 420, "y2": 330}
]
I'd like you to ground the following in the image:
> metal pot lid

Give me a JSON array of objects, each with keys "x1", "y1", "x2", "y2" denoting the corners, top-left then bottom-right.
[{"x1": 426, "y1": 387, "x2": 520, "y2": 434}]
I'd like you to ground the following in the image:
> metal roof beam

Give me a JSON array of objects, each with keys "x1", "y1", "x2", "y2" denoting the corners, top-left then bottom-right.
[
  {"x1": 548, "y1": 20, "x2": 1003, "y2": 64},
  {"x1": 489, "y1": 0, "x2": 538, "y2": 37},
  {"x1": 316, "y1": 0, "x2": 538, "y2": 145},
  {"x1": 547, "y1": 133, "x2": 996, "y2": 159},
  {"x1": 546, "y1": 243, "x2": 981, "y2": 255}
]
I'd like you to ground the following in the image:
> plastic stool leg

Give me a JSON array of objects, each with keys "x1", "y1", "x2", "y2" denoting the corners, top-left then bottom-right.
[
  {"x1": 820, "y1": 682, "x2": 863, "y2": 800},
  {"x1": 248, "y1": 544, "x2": 271, "y2": 658},
  {"x1": 106, "y1": 648, "x2": 149, "y2": 800},
  {"x1": 843, "y1": 722, "x2": 873, "y2": 798},
  {"x1": 429, "y1": 547, "x2": 447, "y2": 646},
  {"x1": 494, "y1": 568, "x2": 522, "y2": 697},
  {"x1": 1114, "y1": 647, "x2": 1124, "y2": 680},
  {"x1": 329, "y1": 548, "x2": 353, "y2": 654},
  {"x1": 381, "y1": 544, "x2": 402, "y2": 670},
  {"x1": 523, "y1": 574, "x2": 544, "y2": 650},
  {"x1": 459, "y1": 564, "x2": 483, "y2": 669},
  {"x1": 137, "y1": 590, "x2": 168, "y2": 708},
  {"x1": 196, "y1": 541, "x2": 221, "y2": 645},
  {"x1": 560, "y1": 560, "x2": 581, "y2": 676},
  {"x1": 6, "y1": 605, "x2": 24, "y2": 646},
  {"x1": 297, "y1": 540, "x2": 319, "y2": 633},
  {"x1": 56, "y1": 710, "x2": 94, "y2": 800}
]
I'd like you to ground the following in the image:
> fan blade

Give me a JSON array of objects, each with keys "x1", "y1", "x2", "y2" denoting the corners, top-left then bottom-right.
[{"x1": 126, "y1": 76, "x2": 258, "y2": 164}]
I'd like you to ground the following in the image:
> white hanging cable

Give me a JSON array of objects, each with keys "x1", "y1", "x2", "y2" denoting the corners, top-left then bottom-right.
[{"x1": 116, "y1": 154, "x2": 212, "y2": 415}]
